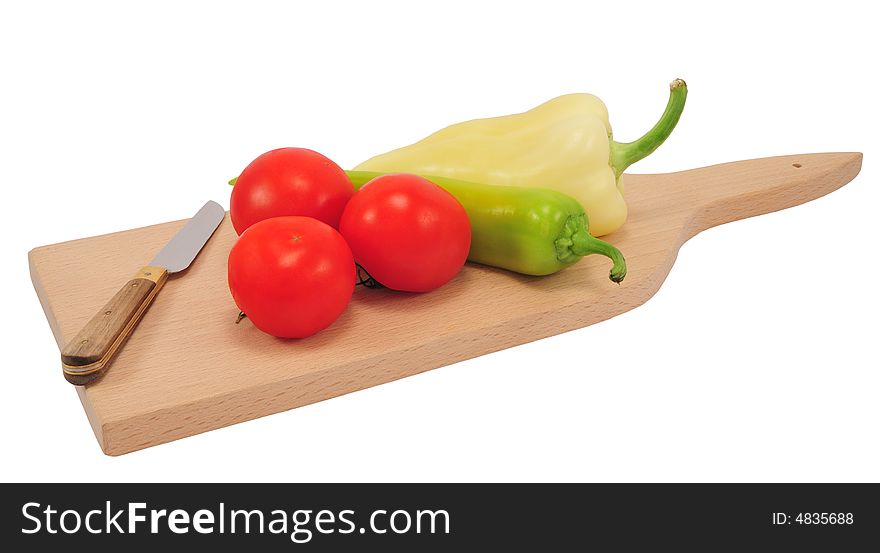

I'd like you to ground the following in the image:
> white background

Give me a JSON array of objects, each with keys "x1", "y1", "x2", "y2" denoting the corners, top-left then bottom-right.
[{"x1": 2, "y1": 1, "x2": 877, "y2": 482}]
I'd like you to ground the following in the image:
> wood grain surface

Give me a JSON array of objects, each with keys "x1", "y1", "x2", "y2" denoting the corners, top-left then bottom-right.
[{"x1": 29, "y1": 153, "x2": 862, "y2": 455}]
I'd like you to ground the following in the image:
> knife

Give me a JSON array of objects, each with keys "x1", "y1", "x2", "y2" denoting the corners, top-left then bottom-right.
[{"x1": 60, "y1": 200, "x2": 226, "y2": 385}]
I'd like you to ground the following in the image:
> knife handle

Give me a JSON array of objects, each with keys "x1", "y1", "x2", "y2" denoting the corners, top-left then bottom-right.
[{"x1": 60, "y1": 266, "x2": 168, "y2": 385}]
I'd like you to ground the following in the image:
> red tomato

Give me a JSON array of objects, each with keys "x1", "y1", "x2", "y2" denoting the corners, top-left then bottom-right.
[
  {"x1": 339, "y1": 174, "x2": 471, "y2": 292},
  {"x1": 228, "y1": 216, "x2": 355, "y2": 338},
  {"x1": 230, "y1": 147, "x2": 353, "y2": 234}
]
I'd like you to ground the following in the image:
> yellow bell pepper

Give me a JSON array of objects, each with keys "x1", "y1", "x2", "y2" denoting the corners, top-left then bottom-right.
[{"x1": 354, "y1": 79, "x2": 687, "y2": 237}]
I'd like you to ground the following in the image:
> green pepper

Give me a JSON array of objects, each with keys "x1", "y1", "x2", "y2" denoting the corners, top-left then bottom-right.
[{"x1": 346, "y1": 171, "x2": 626, "y2": 283}]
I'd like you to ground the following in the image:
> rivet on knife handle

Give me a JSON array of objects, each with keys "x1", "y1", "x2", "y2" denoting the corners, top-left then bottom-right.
[{"x1": 60, "y1": 266, "x2": 168, "y2": 385}]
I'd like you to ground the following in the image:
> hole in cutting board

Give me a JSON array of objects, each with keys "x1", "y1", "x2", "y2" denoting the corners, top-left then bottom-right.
[{"x1": 792, "y1": 163, "x2": 802, "y2": 168}]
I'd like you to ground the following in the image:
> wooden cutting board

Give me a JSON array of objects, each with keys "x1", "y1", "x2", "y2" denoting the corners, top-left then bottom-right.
[{"x1": 29, "y1": 153, "x2": 862, "y2": 455}]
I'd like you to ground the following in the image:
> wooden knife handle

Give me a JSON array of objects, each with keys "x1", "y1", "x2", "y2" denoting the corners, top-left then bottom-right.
[{"x1": 60, "y1": 266, "x2": 168, "y2": 385}]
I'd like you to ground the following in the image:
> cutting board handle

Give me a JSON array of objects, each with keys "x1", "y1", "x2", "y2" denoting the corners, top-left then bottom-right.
[
  {"x1": 676, "y1": 152, "x2": 862, "y2": 237},
  {"x1": 60, "y1": 266, "x2": 168, "y2": 385}
]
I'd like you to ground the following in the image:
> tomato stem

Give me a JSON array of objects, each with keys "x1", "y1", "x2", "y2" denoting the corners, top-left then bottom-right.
[{"x1": 355, "y1": 264, "x2": 384, "y2": 288}]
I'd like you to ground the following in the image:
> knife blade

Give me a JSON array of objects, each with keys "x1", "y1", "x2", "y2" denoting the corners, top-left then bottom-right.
[{"x1": 60, "y1": 201, "x2": 226, "y2": 385}]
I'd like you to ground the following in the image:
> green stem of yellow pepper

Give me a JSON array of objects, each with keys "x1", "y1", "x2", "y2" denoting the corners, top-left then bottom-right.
[{"x1": 609, "y1": 78, "x2": 688, "y2": 179}]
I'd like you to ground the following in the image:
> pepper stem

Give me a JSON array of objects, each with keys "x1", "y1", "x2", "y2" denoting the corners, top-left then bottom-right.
[
  {"x1": 609, "y1": 78, "x2": 687, "y2": 179},
  {"x1": 571, "y1": 231, "x2": 627, "y2": 283}
]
